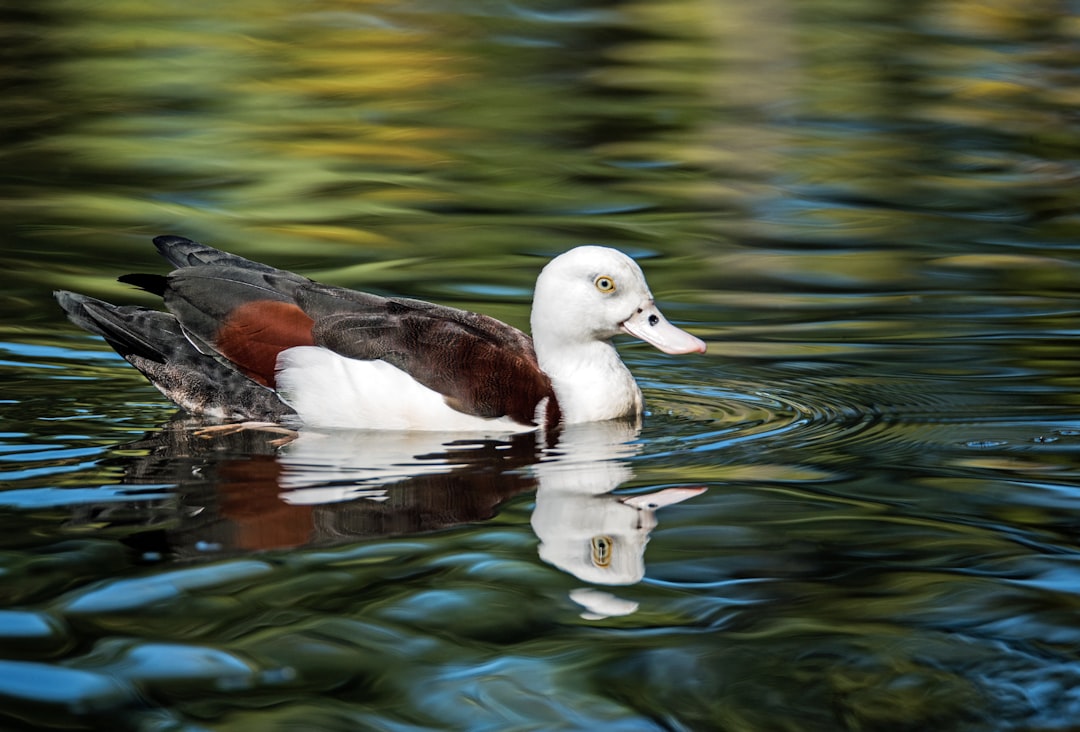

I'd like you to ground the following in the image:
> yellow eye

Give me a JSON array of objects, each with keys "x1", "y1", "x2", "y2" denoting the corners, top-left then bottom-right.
[
  {"x1": 591, "y1": 535, "x2": 613, "y2": 568},
  {"x1": 594, "y1": 275, "x2": 616, "y2": 292}
]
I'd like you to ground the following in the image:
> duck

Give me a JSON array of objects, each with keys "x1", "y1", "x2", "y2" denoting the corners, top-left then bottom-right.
[{"x1": 56, "y1": 235, "x2": 706, "y2": 432}]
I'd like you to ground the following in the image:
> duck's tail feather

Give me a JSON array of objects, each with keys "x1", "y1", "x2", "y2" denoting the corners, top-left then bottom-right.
[
  {"x1": 56, "y1": 290, "x2": 170, "y2": 361},
  {"x1": 55, "y1": 290, "x2": 296, "y2": 422},
  {"x1": 117, "y1": 272, "x2": 168, "y2": 296}
]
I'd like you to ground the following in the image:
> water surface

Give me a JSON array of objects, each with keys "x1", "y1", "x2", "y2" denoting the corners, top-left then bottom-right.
[{"x1": 3, "y1": 1, "x2": 1080, "y2": 730}]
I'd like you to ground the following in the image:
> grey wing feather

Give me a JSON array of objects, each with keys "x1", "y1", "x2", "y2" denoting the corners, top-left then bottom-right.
[{"x1": 55, "y1": 290, "x2": 295, "y2": 422}]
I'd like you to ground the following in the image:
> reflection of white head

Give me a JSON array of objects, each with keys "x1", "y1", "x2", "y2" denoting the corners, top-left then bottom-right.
[
  {"x1": 533, "y1": 484, "x2": 654, "y2": 585},
  {"x1": 530, "y1": 421, "x2": 704, "y2": 586}
]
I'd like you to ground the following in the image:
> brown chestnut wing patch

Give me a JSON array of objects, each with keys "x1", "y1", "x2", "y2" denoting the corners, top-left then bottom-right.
[
  {"x1": 216, "y1": 300, "x2": 315, "y2": 387},
  {"x1": 156, "y1": 266, "x2": 314, "y2": 388}
]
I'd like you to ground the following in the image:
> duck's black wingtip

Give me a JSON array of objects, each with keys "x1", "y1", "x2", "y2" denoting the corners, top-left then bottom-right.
[{"x1": 118, "y1": 272, "x2": 168, "y2": 296}]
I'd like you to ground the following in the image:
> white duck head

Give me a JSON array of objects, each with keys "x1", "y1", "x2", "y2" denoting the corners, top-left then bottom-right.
[{"x1": 530, "y1": 246, "x2": 706, "y2": 424}]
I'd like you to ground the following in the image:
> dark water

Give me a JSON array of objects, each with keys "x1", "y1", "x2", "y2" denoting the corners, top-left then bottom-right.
[{"x1": 4, "y1": 1, "x2": 1080, "y2": 730}]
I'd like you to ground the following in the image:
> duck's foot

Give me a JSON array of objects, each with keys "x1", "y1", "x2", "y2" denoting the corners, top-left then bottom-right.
[{"x1": 193, "y1": 421, "x2": 299, "y2": 446}]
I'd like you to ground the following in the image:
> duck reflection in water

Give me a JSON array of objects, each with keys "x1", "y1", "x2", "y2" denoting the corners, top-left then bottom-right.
[
  {"x1": 107, "y1": 419, "x2": 540, "y2": 554},
  {"x1": 88, "y1": 417, "x2": 703, "y2": 616}
]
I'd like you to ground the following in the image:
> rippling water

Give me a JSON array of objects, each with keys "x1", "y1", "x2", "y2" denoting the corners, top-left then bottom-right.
[{"x1": 3, "y1": 1, "x2": 1080, "y2": 730}]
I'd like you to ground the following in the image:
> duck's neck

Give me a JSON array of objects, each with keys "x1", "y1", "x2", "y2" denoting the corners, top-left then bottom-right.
[{"x1": 534, "y1": 337, "x2": 642, "y2": 424}]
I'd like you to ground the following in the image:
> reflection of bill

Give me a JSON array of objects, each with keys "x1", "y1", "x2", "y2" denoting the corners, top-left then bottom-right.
[{"x1": 530, "y1": 421, "x2": 705, "y2": 617}]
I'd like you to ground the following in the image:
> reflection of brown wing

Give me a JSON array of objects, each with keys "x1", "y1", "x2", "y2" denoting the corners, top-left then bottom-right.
[
  {"x1": 216, "y1": 456, "x2": 313, "y2": 551},
  {"x1": 324, "y1": 476, "x2": 524, "y2": 537},
  {"x1": 298, "y1": 284, "x2": 560, "y2": 426}
]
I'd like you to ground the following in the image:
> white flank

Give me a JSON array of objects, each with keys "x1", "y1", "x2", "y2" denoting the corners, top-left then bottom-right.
[{"x1": 275, "y1": 346, "x2": 535, "y2": 432}]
